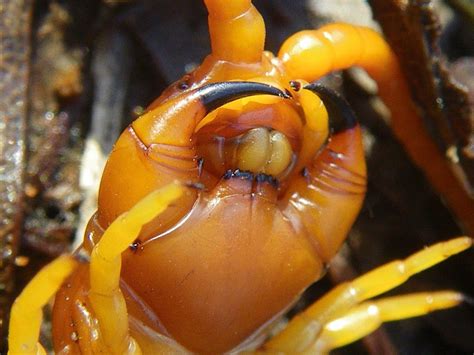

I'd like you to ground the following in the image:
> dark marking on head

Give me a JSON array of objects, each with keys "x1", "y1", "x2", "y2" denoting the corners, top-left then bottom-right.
[
  {"x1": 178, "y1": 81, "x2": 189, "y2": 90},
  {"x1": 197, "y1": 157, "x2": 204, "y2": 177},
  {"x1": 255, "y1": 173, "x2": 279, "y2": 188},
  {"x1": 178, "y1": 75, "x2": 191, "y2": 90},
  {"x1": 223, "y1": 169, "x2": 233, "y2": 179},
  {"x1": 234, "y1": 170, "x2": 253, "y2": 180},
  {"x1": 129, "y1": 239, "x2": 143, "y2": 253},
  {"x1": 255, "y1": 173, "x2": 266, "y2": 183},
  {"x1": 301, "y1": 167, "x2": 311, "y2": 183},
  {"x1": 223, "y1": 170, "x2": 279, "y2": 188},
  {"x1": 185, "y1": 181, "x2": 207, "y2": 191},
  {"x1": 289, "y1": 80, "x2": 301, "y2": 91}
]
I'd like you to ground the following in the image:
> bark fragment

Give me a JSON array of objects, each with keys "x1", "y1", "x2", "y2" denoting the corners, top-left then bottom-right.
[{"x1": 0, "y1": 0, "x2": 33, "y2": 345}]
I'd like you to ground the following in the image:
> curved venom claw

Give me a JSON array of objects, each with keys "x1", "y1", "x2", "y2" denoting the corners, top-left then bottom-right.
[
  {"x1": 304, "y1": 83, "x2": 358, "y2": 135},
  {"x1": 133, "y1": 81, "x2": 290, "y2": 147},
  {"x1": 198, "y1": 81, "x2": 290, "y2": 112},
  {"x1": 99, "y1": 81, "x2": 289, "y2": 226},
  {"x1": 282, "y1": 83, "x2": 366, "y2": 261}
]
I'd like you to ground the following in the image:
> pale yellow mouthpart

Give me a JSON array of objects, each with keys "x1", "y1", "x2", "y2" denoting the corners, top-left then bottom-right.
[
  {"x1": 236, "y1": 127, "x2": 271, "y2": 172},
  {"x1": 235, "y1": 127, "x2": 293, "y2": 176}
]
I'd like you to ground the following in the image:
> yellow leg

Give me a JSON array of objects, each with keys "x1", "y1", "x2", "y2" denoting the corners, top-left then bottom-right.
[
  {"x1": 263, "y1": 236, "x2": 472, "y2": 352},
  {"x1": 8, "y1": 255, "x2": 77, "y2": 355},
  {"x1": 88, "y1": 182, "x2": 185, "y2": 355},
  {"x1": 312, "y1": 291, "x2": 463, "y2": 354}
]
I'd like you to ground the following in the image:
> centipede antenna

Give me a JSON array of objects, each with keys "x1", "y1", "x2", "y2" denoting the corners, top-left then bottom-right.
[
  {"x1": 304, "y1": 83, "x2": 358, "y2": 134},
  {"x1": 197, "y1": 81, "x2": 289, "y2": 112}
]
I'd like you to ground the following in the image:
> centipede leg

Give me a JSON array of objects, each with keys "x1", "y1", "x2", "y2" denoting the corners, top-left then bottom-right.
[
  {"x1": 8, "y1": 256, "x2": 77, "y2": 355},
  {"x1": 261, "y1": 236, "x2": 471, "y2": 353},
  {"x1": 311, "y1": 291, "x2": 463, "y2": 354},
  {"x1": 88, "y1": 182, "x2": 185, "y2": 354}
]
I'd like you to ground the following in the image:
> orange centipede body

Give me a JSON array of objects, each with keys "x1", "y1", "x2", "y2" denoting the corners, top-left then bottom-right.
[{"x1": 8, "y1": 1, "x2": 472, "y2": 354}]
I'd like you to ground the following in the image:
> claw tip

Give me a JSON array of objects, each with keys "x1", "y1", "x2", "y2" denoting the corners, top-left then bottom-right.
[{"x1": 281, "y1": 89, "x2": 292, "y2": 99}]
